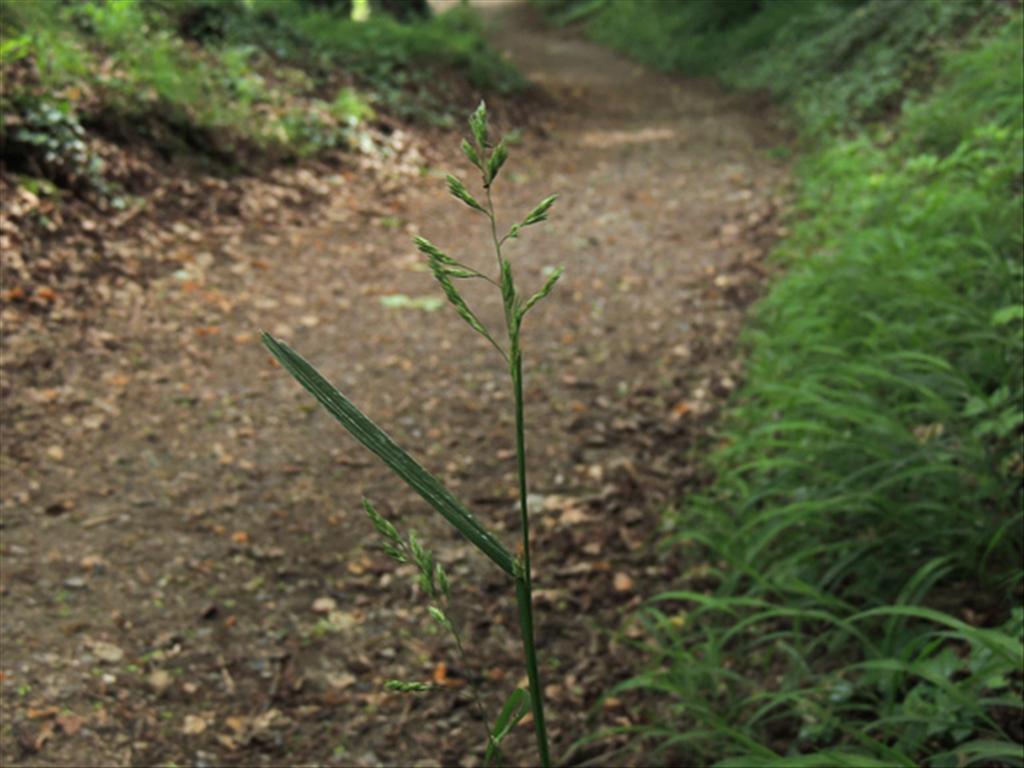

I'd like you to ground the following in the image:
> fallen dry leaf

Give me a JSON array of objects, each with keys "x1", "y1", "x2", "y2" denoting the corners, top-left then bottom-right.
[
  {"x1": 216, "y1": 734, "x2": 238, "y2": 750},
  {"x1": 56, "y1": 713, "x2": 84, "y2": 736},
  {"x1": 670, "y1": 400, "x2": 692, "y2": 420},
  {"x1": 26, "y1": 706, "x2": 59, "y2": 720},
  {"x1": 326, "y1": 610, "x2": 357, "y2": 632},
  {"x1": 33, "y1": 720, "x2": 55, "y2": 751},
  {"x1": 559, "y1": 506, "x2": 591, "y2": 525},
  {"x1": 182, "y1": 714, "x2": 208, "y2": 735},
  {"x1": 312, "y1": 596, "x2": 337, "y2": 614},
  {"x1": 148, "y1": 669, "x2": 173, "y2": 697},
  {"x1": 326, "y1": 672, "x2": 356, "y2": 690},
  {"x1": 87, "y1": 639, "x2": 124, "y2": 664}
]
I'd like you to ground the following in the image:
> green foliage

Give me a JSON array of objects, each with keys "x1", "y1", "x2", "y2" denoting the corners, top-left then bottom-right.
[
  {"x1": 487, "y1": 688, "x2": 532, "y2": 763},
  {"x1": 216, "y1": 2, "x2": 523, "y2": 126},
  {"x1": 593, "y1": 12, "x2": 1024, "y2": 768},
  {"x1": 2, "y1": 98, "x2": 97, "y2": 186},
  {"x1": 279, "y1": 4, "x2": 522, "y2": 95},
  {"x1": 331, "y1": 87, "x2": 375, "y2": 125},
  {"x1": 901, "y1": 16, "x2": 1024, "y2": 155},
  {"x1": 545, "y1": 0, "x2": 1011, "y2": 135},
  {"x1": 1, "y1": 0, "x2": 521, "y2": 174}
]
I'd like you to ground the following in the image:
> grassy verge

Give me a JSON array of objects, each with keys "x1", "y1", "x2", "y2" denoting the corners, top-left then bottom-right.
[
  {"x1": 542, "y1": 0, "x2": 1007, "y2": 136},
  {"x1": 542, "y1": 2, "x2": 1023, "y2": 765}
]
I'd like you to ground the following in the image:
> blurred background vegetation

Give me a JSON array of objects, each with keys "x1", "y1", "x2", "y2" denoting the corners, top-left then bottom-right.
[
  {"x1": 0, "y1": 0, "x2": 522, "y2": 192},
  {"x1": 538, "y1": 1, "x2": 1023, "y2": 766}
]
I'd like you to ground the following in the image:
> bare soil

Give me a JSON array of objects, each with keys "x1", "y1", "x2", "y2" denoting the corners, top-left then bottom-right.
[{"x1": 0, "y1": 3, "x2": 788, "y2": 765}]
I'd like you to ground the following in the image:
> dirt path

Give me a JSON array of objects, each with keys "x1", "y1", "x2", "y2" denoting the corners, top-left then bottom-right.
[{"x1": 0, "y1": 3, "x2": 786, "y2": 765}]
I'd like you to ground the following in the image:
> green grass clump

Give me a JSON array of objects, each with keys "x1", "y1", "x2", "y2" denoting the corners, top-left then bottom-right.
[
  {"x1": 3, "y1": 1, "x2": 262, "y2": 143},
  {"x1": 1, "y1": 0, "x2": 522, "y2": 179},
  {"x1": 606, "y1": 15, "x2": 1023, "y2": 767}
]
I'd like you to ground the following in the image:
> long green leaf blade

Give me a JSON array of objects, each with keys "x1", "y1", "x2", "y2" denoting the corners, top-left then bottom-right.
[
  {"x1": 261, "y1": 333, "x2": 516, "y2": 577},
  {"x1": 852, "y1": 605, "x2": 1023, "y2": 667}
]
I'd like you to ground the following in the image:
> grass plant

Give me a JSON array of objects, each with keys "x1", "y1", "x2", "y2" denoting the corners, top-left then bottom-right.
[{"x1": 262, "y1": 102, "x2": 560, "y2": 766}]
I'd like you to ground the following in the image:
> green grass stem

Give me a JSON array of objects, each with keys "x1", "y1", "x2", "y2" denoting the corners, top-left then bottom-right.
[{"x1": 512, "y1": 352, "x2": 551, "y2": 767}]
